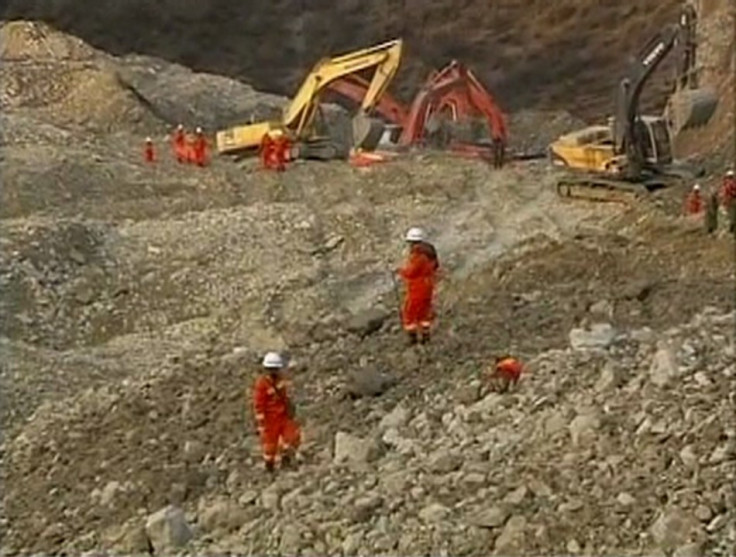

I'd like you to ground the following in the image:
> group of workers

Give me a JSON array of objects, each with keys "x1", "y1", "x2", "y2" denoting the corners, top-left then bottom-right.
[
  {"x1": 250, "y1": 226, "x2": 523, "y2": 474},
  {"x1": 684, "y1": 169, "x2": 736, "y2": 233},
  {"x1": 142, "y1": 124, "x2": 210, "y2": 167}
]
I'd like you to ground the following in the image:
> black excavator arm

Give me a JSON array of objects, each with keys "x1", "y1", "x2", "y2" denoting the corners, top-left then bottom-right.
[{"x1": 612, "y1": 4, "x2": 697, "y2": 178}]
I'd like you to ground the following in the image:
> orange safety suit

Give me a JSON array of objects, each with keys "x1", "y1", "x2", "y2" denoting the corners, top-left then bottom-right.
[
  {"x1": 193, "y1": 133, "x2": 209, "y2": 167},
  {"x1": 259, "y1": 134, "x2": 275, "y2": 170},
  {"x1": 720, "y1": 176, "x2": 736, "y2": 209},
  {"x1": 252, "y1": 373, "x2": 301, "y2": 465},
  {"x1": 272, "y1": 136, "x2": 290, "y2": 171},
  {"x1": 399, "y1": 242, "x2": 439, "y2": 332},
  {"x1": 496, "y1": 356, "x2": 523, "y2": 385},
  {"x1": 684, "y1": 190, "x2": 703, "y2": 215},
  {"x1": 173, "y1": 128, "x2": 186, "y2": 163},
  {"x1": 144, "y1": 139, "x2": 155, "y2": 163}
]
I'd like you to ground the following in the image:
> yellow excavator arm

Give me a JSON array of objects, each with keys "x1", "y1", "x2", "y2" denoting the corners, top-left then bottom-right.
[{"x1": 216, "y1": 39, "x2": 403, "y2": 156}]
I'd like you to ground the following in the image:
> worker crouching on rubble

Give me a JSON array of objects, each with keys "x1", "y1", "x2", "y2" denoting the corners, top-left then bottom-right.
[
  {"x1": 484, "y1": 355, "x2": 524, "y2": 393},
  {"x1": 252, "y1": 352, "x2": 301, "y2": 473},
  {"x1": 396, "y1": 227, "x2": 440, "y2": 345}
]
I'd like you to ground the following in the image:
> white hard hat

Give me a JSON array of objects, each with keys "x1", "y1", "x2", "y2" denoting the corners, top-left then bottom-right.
[
  {"x1": 262, "y1": 351, "x2": 285, "y2": 369},
  {"x1": 196, "y1": 127, "x2": 203, "y2": 134},
  {"x1": 145, "y1": 136, "x2": 152, "y2": 142},
  {"x1": 177, "y1": 124, "x2": 183, "y2": 130},
  {"x1": 693, "y1": 183, "x2": 701, "y2": 191},
  {"x1": 405, "y1": 227, "x2": 425, "y2": 242},
  {"x1": 727, "y1": 169, "x2": 734, "y2": 176}
]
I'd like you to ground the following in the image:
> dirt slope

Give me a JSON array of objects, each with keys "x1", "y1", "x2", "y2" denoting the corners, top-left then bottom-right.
[
  {"x1": 2, "y1": 0, "x2": 685, "y2": 120},
  {"x1": 1, "y1": 14, "x2": 735, "y2": 557}
]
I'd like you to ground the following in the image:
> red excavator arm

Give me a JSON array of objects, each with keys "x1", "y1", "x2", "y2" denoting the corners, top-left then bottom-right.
[
  {"x1": 398, "y1": 61, "x2": 508, "y2": 148},
  {"x1": 326, "y1": 74, "x2": 409, "y2": 125}
]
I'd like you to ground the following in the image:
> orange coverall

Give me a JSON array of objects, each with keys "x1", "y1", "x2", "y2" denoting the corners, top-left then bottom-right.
[
  {"x1": 399, "y1": 242, "x2": 439, "y2": 332},
  {"x1": 144, "y1": 139, "x2": 155, "y2": 163},
  {"x1": 173, "y1": 128, "x2": 186, "y2": 163},
  {"x1": 720, "y1": 176, "x2": 736, "y2": 209},
  {"x1": 252, "y1": 374, "x2": 301, "y2": 466},
  {"x1": 496, "y1": 357, "x2": 523, "y2": 385},
  {"x1": 684, "y1": 190, "x2": 703, "y2": 215},
  {"x1": 193, "y1": 133, "x2": 209, "y2": 167}
]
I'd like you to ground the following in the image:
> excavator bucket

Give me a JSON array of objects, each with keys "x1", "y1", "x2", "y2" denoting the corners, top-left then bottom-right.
[
  {"x1": 665, "y1": 87, "x2": 719, "y2": 135},
  {"x1": 352, "y1": 112, "x2": 386, "y2": 151}
]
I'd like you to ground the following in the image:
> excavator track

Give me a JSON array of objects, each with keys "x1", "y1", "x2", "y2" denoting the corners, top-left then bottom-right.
[{"x1": 555, "y1": 176, "x2": 659, "y2": 204}]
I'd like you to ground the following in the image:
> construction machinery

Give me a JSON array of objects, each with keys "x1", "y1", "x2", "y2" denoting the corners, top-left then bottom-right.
[
  {"x1": 326, "y1": 60, "x2": 509, "y2": 164},
  {"x1": 215, "y1": 39, "x2": 403, "y2": 161},
  {"x1": 549, "y1": 3, "x2": 718, "y2": 202}
]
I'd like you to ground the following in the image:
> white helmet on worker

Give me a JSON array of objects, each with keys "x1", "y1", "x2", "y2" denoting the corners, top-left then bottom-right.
[
  {"x1": 405, "y1": 227, "x2": 425, "y2": 242},
  {"x1": 727, "y1": 169, "x2": 734, "y2": 177},
  {"x1": 177, "y1": 124, "x2": 183, "y2": 130},
  {"x1": 196, "y1": 126, "x2": 203, "y2": 134},
  {"x1": 262, "y1": 351, "x2": 285, "y2": 369},
  {"x1": 693, "y1": 183, "x2": 701, "y2": 191},
  {"x1": 145, "y1": 136, "x2": 152, "y2": 142}
]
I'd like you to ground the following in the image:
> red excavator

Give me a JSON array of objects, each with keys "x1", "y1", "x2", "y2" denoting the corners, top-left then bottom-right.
[{"x1": 326, "y1": 60, "x2": 508, "y2": 166}]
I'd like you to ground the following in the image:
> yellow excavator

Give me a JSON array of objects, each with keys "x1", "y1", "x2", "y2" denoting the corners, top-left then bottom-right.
[
  {"x1": 549, "y1": 3, "x2": 718, "y2": 202},
  {"x1": 216, "y1": 39, "x2": 403, "y2": 161}
]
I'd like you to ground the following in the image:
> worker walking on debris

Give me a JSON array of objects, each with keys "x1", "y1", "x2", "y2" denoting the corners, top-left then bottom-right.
[
  {"x1": 252, "y1": 352, "x2": 301, "y2": 473},
  {"x1": 143, "y1": 137, "x2": 155, "y2": 163},
  {"x1": 192, "y1": 127, "x2": 209, "y2": 167},
  {"x1": 172, "y1": 124, "x2": 186, "y2": 163},
  {"x1": 684, "y1": 184, "x2": 704, "y2": 216},
  {"x1": 396, "y1": 227, "x2": 440, "y2": 345}
]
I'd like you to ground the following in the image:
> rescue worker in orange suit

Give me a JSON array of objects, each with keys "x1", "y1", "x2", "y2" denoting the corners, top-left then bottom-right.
[
  {"x1": 252, "y1": 352, "x2": 301, "y2": 473},
  {"x1": 720, "y1": 169, "x2": 736, "y2": 210},
  {"x1": 272, "y1": 133, "x2": 291, "y2": 172},
  {"x1": 397, "y1": 227, "x2": 440, "y2": 345},
  {"x1": 172, "y1": 124, "x2": 186, "y2": 163},
  {"x1": 193, "y1": 127, "x2": 209, "y2": 167},
  {"x1": 143, "y1": 137, "x2": 155, "y2": 163},
  {"x1": 486, "y1": 355, "x2": 523, "y2": 393},
  {"x1": 259, "y1": 133, "x2": 275, "y2": 170},
  {"x1": 684, "y1": 183, "x2": 703, "y2": 216}
]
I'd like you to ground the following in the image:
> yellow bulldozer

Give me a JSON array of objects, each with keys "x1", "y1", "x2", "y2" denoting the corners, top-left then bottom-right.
[
  {"x1": 549, "y1": 3, "x2": 718, "y2": 202},
  {"x1": 215, "y1": 39, "x2": 403, "y2": 161}
]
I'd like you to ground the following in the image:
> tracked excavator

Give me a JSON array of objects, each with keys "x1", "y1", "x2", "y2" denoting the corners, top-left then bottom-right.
[
  {"x1": 549, "y1": 3, "x2": 718, "y2": 202},
  {"x1": 215, "y1": 39, "x2": 403, "y2": 161},
  {"x1": 326, "y1": 60, "x2": 508, "y2": 163}
]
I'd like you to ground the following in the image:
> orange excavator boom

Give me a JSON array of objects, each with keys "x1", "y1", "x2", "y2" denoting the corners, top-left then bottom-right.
[
  {"x1": 398, "y1": 60, "x2": 508, "y2": 147},
  {"x1": 326, "y1": 74, "x2": 409, "y2": 125}
]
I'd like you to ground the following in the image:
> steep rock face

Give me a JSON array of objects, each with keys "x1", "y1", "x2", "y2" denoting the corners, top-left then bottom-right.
[{"x1": 3, "y1": 0, "x2": 684, "y2": 119}]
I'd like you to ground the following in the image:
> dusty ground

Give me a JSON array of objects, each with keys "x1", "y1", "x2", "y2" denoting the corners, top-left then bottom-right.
[{"x1": 0, "y1": 13, "x2": 735, "y2": 557}]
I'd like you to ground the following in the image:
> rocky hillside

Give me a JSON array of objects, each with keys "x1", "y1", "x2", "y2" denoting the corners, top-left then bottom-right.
[
  {"x1": 1, "y1": 11, "x2": 735, "y2": 557},
  {"x1": 2, "y1": 0, "x2": 687, "y2": 120}
]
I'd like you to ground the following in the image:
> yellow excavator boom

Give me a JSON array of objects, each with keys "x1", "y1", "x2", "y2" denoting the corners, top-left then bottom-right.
[{"x1": 216, "y1": 39, "x2": 403, "y2": 156}]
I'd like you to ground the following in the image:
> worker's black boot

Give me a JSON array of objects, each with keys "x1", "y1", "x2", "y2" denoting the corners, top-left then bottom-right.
[
  {"x1": 265, "y1": 460, "x2": 276, "y2": 474},
  {"x1": 420, "y1": 329, "x2": 431, "y2": 344},
  {"x1": 281, "y1": 451, "x2": 294, "y2": 470},
  {"x1": 406, "y1": 331, "x2": 418, "y2": 346}
]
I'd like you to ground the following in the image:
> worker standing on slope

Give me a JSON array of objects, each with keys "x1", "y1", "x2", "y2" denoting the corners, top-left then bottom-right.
[
  {"x1": 684, "y1": 184, "x2": 704, "y2": 216},
  {"x1": 143, "y1": 137, "x2": 155, "y2": 163},
  {"x1": 172, "y1": 124, "x2": 186, "y2": 163},
  {"x1": 252, "y1": 352, "x2": 301, "y2": 473},
  {"x1": 397, "y1": 227, "x2": 440, "y2": 345},
  {"x1": 720, "y1": 169, "x2": 736, "y2": 209},
  {"x1": 193, "y1": 127, "x2": 209, "y2": 167}
]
